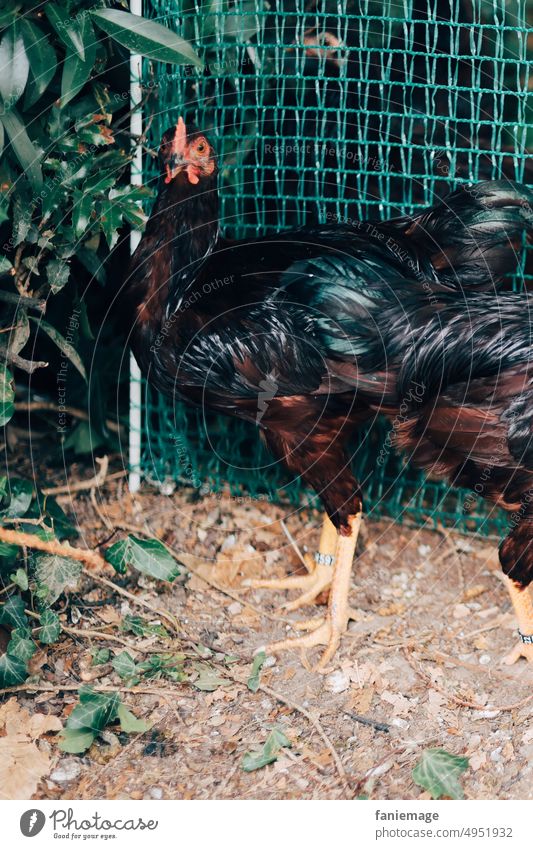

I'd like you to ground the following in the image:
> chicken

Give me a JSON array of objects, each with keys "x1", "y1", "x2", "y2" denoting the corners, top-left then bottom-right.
[{"x1": 126, "y1": 118, "x2": 533, "y2": 668}]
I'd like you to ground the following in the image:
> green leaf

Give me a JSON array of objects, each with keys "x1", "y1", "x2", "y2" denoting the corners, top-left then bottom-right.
[
  {"x1": 105, "y1": 535, "x2": 181, "y2": 582},
  {"x1": 91, "y1": 647, "x2": 110, "y2": 666},
  {"x1": 247, "y1": 650, "x2": 266, "y2": 692},
  {"x1": 46, "y1": 259, "x2": 70, "y2": 293},
  {"x1": 0, "y1": 478, "x2": 34, "y2": 517},
  {"x1": 0, "y1": 594, "x2": 27, "y2": 629},
  {"x1": 91, "y1": 9, "x2": 203, "y2": 68},
  {"x1": 0, "y1": 107, "x2": 42, "y2": 188},
  {"x1": 412, "y1": 748, "x2": 469, "y2": 800},
  {"x1": 0, "y1": 255, "x2": 12, "y2": 273},
  {"x1": 98, "y1": 196, "x2": 123, "y2": 249},
  {"x1": 0, "y1": 652, "x2": 28, "y2": 686},
  {"x1": 72, "y1": 189, "x2": 94, "y2": 239},
  {"x1": 0, "y1": 540, "x2": 18, "y2": 564},
  {"x1": 58, "y1": 686, "x2": 121, "y2": 753},
  {"x1": 34, "y1": 554, "x2": 82, "y2": 604},
  {"x1": 7, "y1": 626, "x2": 35, "y2": 661},
  {"x1": 45, "y1": 3, "x2": 86, "y2": 60},
  {"x1": 38, "y1": 608, "x2": 61, "y2": 644},
  {"x1": 242, "y1": 727, "x2": 292, "y2": 772},
  {"x1": 117, "y1": 703, "x2": 151, "y2": 734},
  {"x1": 60, "y1": 18, "x2": 97, "y2": 108},
  {"x1": 29, "y1": 316, "x2": 86, "y2": 382},
  {"x1": 112, "y1": 650, "x2": 137, "y2": 680},
  {"x1": 191, "y1": 662, "x2": 226, "y2": 691},
  {"x1": 0, "y1": 363, "x2": 15, "y2": 426},
  {"x1": 62, "y1": 420, "x2": 105, "y2": 455},
  {"x1": 10, "y1": 567, "x2": 28, "y2": 591},
  {"x1": 9, "y1": 308, "x2": 29, "y2": 356},
  {"x1": 120, "y1": 614, "x2": 168, "y2": 639},
  {"x1": 20, "y1": 20, "x2": 57, "y2": 106},
  {"x1": 58, "y1": 727, "x2": 95, "y2": 754},
  {"x1": 0, "y1": 23, "x2": 29, "y2": 107}
]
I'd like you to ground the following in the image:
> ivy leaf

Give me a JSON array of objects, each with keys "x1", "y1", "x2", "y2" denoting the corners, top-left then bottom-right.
[
  {"x1": 91, "y1": 647, "x2": 110, "y2": 666},
  {"x1": 0, "y1": 594, "x2": 28, "y2": 629},
  {"x1": 7, "y1": 626, "x2": 36, "y2": 661},
  {"x1": 242, "y1": 728, "x2": 292, "y2": 772},
  {"x1": 46, "y1": 259, "x2": 70, "y2": 294},
  {"x1": 34, "y1": 554, "x2": 82, "y2": 604},
  {"x1": 0, "y1": 478, "x2": 34, "y2": 517},
  {"x1": 105, "y1": 535, "x2": 181, "y2": 582},
  {"x1": 58, "y1": 687, "x2": 120, "y2": 753},
  {"x1": 111, "y1": 651, "x2": 137, "y2": 681},
  {"x1": 10, "y1": 567, "x2": 28, "y2": 591},
  {"x1": 247, "y1": 650, "x2": 266, "y2": 692},
  {"x1": 412, "y1": 748, "x2": 469, "y2": 800},
  {"x1": 0, "y1": 23, "x2": 29, "y2": 107},
  {"x1": 0, "y1": 652, "x2": 28, "y2": 686},
  {"x1": 29, "y1": 316, "x2": 86, "y2": 382},
  {"x1": 91, "y1": 8, "x2": 203, "y2": 68},
  {"x1": 117, "y1": 703, "x2": 151, "y2": 734},
  {"x1": 38, "y1": 608, "x2": 61, "y2": 644},
  {"x1": 20, "y1": 20, "x2": 57, "y2": 106},
  {"x1": 0, "y1": 363, "x2": 15, "y2": 426},
  {"x1": 191, "y1": 662, "x2": 227, "y2": 692},
  {"x1": 57, "y1": 728, "x2": 95, "y2": 754}
]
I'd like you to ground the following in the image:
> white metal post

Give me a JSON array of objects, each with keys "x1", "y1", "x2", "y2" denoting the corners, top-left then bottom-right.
[{"x1": 128, "y1": 0, "x2": 143, "y2": 493}]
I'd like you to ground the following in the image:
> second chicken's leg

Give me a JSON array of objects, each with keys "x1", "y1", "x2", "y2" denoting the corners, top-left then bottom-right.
[
  {"x1": 264, "y1": 512, "x2": 362, "y2": 669},
  {"x1": 503, "y1": 576, "x2": 533, "y2": 664},
  {"x1": 248, "y1": 513, "x2": 337, "y2": 610}
]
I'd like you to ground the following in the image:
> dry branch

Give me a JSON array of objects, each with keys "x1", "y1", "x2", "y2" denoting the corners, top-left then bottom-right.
[{"x1": 0, "y1": 526, "x2": 104, "y2": 569}]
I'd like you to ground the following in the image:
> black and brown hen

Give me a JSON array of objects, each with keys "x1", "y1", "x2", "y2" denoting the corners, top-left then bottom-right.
[{"x1": 125, "y1": 119, "x2": 533, "y2": 667}]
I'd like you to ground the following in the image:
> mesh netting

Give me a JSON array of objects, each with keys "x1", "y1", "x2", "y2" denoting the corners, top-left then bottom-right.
[{"x1": 136, "y1": 0, "x2": 532, "y2": 535}]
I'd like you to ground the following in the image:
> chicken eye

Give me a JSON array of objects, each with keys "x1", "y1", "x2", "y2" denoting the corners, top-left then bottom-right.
[{"x1": 196, "y1": 141, "x2": 206, "y2": 154}]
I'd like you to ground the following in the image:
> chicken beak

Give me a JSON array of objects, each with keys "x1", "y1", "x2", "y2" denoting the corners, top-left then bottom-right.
[{"x1": 164, "y1": 116, "x2": 187, "y2": 183}]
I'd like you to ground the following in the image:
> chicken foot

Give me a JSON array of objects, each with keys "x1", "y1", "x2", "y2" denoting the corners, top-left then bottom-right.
[
  {"x1": 503, "y1": 576, "x2": 533, "y2": 664},
  {"x1": 248, "y1": 513, "x2": 337, "y2": 610},
  {"x1": 263, "y1": 512, "x2": 362, "y2": 670}
]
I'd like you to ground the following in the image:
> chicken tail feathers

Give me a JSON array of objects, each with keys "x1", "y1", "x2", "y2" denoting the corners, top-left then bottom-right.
[{"x1": 395, "y1": 180, "x2": 533, "y2": 291}]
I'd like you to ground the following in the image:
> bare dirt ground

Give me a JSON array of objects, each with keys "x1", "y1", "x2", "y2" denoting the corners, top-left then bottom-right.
[{"x1": 3, "y1": 461, "x2": 533, "y2": 801}]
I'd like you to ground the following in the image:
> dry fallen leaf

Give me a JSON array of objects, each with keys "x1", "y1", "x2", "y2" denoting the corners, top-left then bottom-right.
[{"x1": 0, "y1": 699, "x2": 62, "y2": 800}]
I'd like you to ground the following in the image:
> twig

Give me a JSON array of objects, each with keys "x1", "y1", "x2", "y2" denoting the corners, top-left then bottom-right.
[
  {"x1": 0, "y1": 289, "x2": 46, "y2": 311},
  {"x1": 43, "y1": 456, "x2": 110, "y2": 497},
  {"x1": 345, "y1": 711, "x2": 390, "y2": 733},
  {"x1": 219, "y1": 663, "x2": 348, "y2": 794},
  {"x1": 280, "y1": 518, "x2": 309, "y2": 570},
  {"x1": 15, "y1": 402, "x2": 124, "y2": 436},
  {"x1": 83, "y1": 569, "x2": 181, "y2": 635},
  {"x1": 258, "y1": 679, "x2": 350, "y2": 795},
  {"x1": 0, "y1": 682, "x2": 193, "y2": 699},
  {"x1": 404, "y1": 648, "x2": 533, "y2": 713},
  {"x1": 0, "y1": 526, "x2": 105, "y2": 569}
]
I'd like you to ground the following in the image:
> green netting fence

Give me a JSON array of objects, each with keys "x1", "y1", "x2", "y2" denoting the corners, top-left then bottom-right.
[{"x1": 135, "y1": 0, "x2": 532, "y2": 536}]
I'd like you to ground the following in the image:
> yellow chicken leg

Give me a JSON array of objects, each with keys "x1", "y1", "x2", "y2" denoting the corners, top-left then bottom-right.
[
  {"x1": 264, "y1": 512, "x2": 362, "y2": 670},
  {"x1": 503, "y1": 576, "x2": 533, "y2": 664},
  {"x1": 248, "y1": 513, "x2": 337, "y2": 610}
]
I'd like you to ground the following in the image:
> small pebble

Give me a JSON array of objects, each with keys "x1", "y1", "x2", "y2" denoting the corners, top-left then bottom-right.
[
  {"x1": 148, "y1": 787, "x2": 163, "y2": 799},
  {"x1": 228, "y1": 602, "x2": 242, "y2": 616},
  {"x1": 50, "y1": 759, "x2": 82, "y2": 783},
  {"x1": 324, "y1": 670, "x2": 350, "y2": 694},
  {"x1": 479, "y1": 654, "x2": 491, "y2": 665}
]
